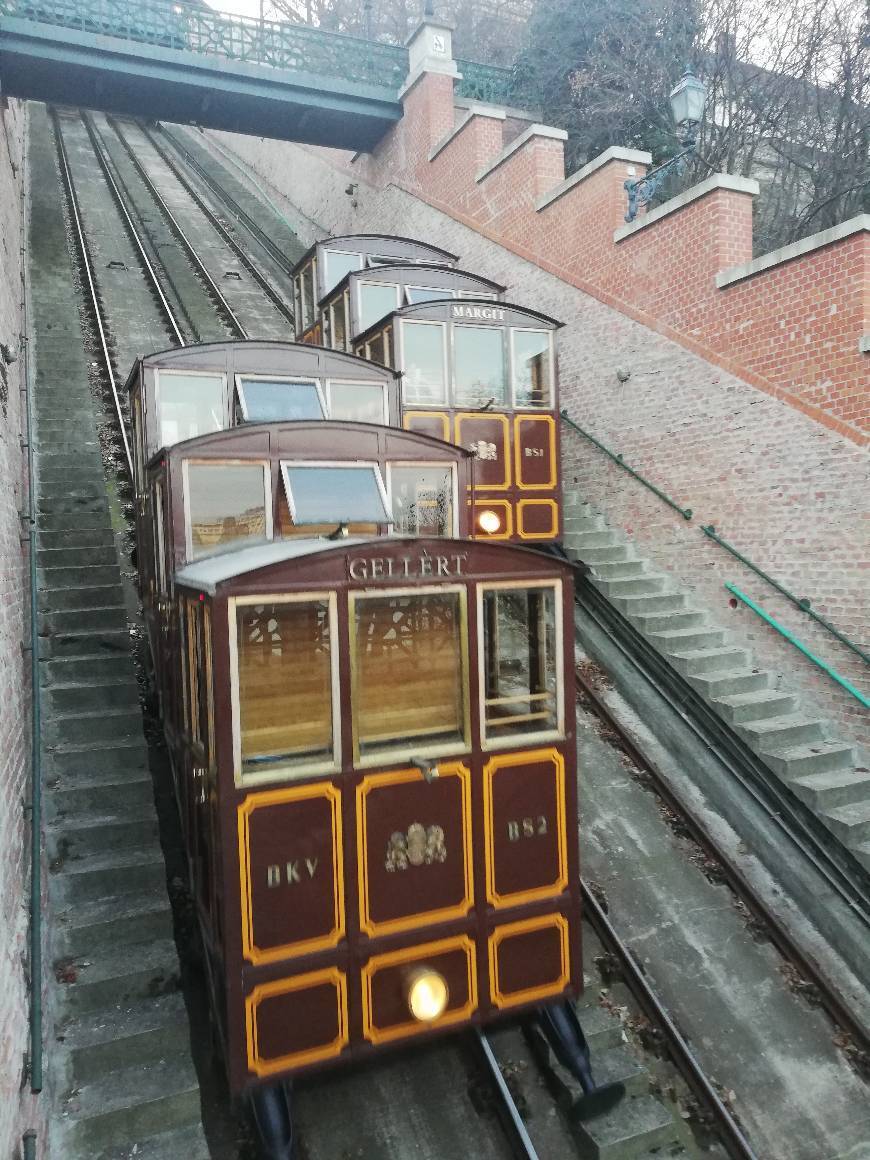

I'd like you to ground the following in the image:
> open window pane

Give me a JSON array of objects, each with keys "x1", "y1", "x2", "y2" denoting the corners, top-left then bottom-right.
[
  {"x1": 323, "y1": 249, "x2": 360, "y2": 292},
  {"x1": 482, "y1": 587, "x2": 559, "y2": 740},
  {"x1": 237, "y1": 378, "x2": 325, "y2": 422},
  {"x1": 187, "y1": 463, "x2": 268, "y2": 559},
  {"x1": 237, "y1": 600, "x2": 334, "y2": 775},
  {"x1": 402, "y1": 321, "x2": 446, "y2": 404},
  {"x1": 331, "y1": 296, "x2": 348, "y2": 351},
  {"x1": 157, "y1": 372, "x2": 225, "y2": 449},
  {"x1": 406, "y1": 286, "x2": 454, "y2": 304},
  {"x1": 359, "y1": 282, "x2": 399, "y2": 332},
  {"x1": 454, "y1": 325, "x2": 507, "y2": 407},
  {"x1": 353, "y1": 591, "x2": 465, "y2": 756},
  {"x1": 283, "y1": 464, "x2": 390, "y2": 525},
  {"x1": 329, "y1": 382, "x2": 386, "y2": 425},
  {"x1": 513, "y1": 330, "x2": 552, "y2": 408},
  {"x1": 458, "y1": 291, "x2": 497, "y2": 300},
  {"x1": 390, "y1": 465, "x2": 454, "y2": 536},
  {"x1": 301, "y1": 262, "x2": 315, "y2": 329}
]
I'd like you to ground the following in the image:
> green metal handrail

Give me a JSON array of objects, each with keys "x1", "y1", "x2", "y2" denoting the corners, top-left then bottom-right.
[
  {"x1": 561, "y1": 409, "x2": 693, "y2": 521},
  {"x1": 0, "y1": 0, "x2": 409, "y2": 90},
  {"x1": 704, "y1": 525, "x2": 869, "y2": 667},
  {"x1": 726, "y1": 584, "x2": 870, "y2": 708},
  {"x1": 455, "y1": 58, "x2": 514, "y2": 105}
]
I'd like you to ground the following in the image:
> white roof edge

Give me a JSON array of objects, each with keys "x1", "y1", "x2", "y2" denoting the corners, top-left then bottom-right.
[
  {"x1": 716, "y1": 214, "x2": 870, "y2": 289},
  {"x1": 614, "y1": 173, "x2": 759, "y2": 243},
  {"x1": 175, "y1": 538, "x2": 369, "y2": 596},
  {"x1": 476, "y1": 123, "x2": 568, "y2": 184},
  {"x1": 536, "y1": 146, "x2": 653, "y2": 212}
]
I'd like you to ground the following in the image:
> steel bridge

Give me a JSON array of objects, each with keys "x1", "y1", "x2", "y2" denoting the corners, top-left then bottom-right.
[{"x1": 0, "y1": 0, "x2": 513, "y2": 149}]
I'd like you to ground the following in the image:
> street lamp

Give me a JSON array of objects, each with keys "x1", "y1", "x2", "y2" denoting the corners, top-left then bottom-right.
[{"x1": 624, "y1": 69, "x2": 707, "y2": 223}]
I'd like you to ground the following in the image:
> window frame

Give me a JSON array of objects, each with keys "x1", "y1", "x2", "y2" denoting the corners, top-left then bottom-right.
[
  {"x1": 404, "y1": 285, "x2": 457, "y2": 305},
  {"x1": 397, "y1": 317, "x2": 449, "y2": 406},
  {"x1": 182, "y1": 457, "x2": 273, "y2": 562},
  {"x1": 348, "y1": 583, "x2": 471, "y2": 767},
  {"x1": 457, "y1": 290, "x2": 498, "y2": 301},
  {"x1": 153, "y1": 477, "x2": 168, "y2": 595},
  {"x1": 329, "y1": 291, "x2": 350, "y2": 352},
  {"x1": 322, "y1": 247, "x2": 362, "y2": 293},
  {"x1": 280, "y1": 460, "x2": 390, "y2": 527},
  {"x1": 154, "y1": 367, "x2": 229, "y2": 451},
  {"x1": 228, "y1": 590, "x2": 341, "y2": 787},
  {"x1": 476, "y1": 578, "x2": 565, "y2": 752},
  {"x1": 509, "y1": 327, "x2": 555, "y2": 410},
  {"x1": 325, "y1": 379, "x2": 389, "y2": 426},
  {"x1": 384, "y1": 461, "x2": 459, "y2": 538},
  {"x1": 451, "y1": 322, "x2": 509, "y2": 409},
  {"x1": 234, "y1": 372, "x2": 327, "y2": 423},
  {"x1": 356, "y1": 279, "x2": 401, "y2": 334}
]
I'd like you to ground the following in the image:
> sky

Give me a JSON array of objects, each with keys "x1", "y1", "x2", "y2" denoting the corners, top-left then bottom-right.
[{"x1": 208, "y1": 0, "x2": 287, "y2": 18}]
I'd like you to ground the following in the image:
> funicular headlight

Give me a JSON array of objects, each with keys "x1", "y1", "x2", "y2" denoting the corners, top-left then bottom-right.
[
  {"x1": 406, "y1": 967, "x2": 449, "y2": 1022},
  {"x1": 477, "y1": 509, "x2": 502, "y2": 535}
]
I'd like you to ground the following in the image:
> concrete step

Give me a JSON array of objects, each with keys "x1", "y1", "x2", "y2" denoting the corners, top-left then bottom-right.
[
  {"x1": 564, "y1": 529, "x2": 619, "y2": 549},
  {"x1": 55, "y1": 890, "x2": 173, "y2": 957},
  {"x1": 65, "y1": 1053, "x2": 201, "y2": 1155},
  {"x1": 669, "y1": 647, "x2": 750, "y2": 676},
  {"x1": 39, "y1": 584, "x2": 125, "y2": 612},
  {"x1": 55, "y1": 846, "x2": 165, "y2": 904},
  {"x1": 562, "y1": 515, "x2": 607, "y2": 535},
  {"x1": 40, "y1": 606, "x2": 128, "y2": 635},
  {"x1": 628, "y1": 610, "x2": 707, "y2": 634},
  {"x1": 594, "y1": 576, "x2": 668, "y2": 598},
  {"x1": 83, "y1": 1121, "x2": 212, "y2": 1160},
  {"x1": 38, "y1": 510, "x2": 113, "y2": 533},
  {"x1": 38, "y1": 528, "x2": 115, "y2": 549},
  {"x1": 45, "y1": 707, "x2": 143, "y2": 746},
  {"x1": 713, "y1": 689, "x2": 797, "y2": 723},
  {"x1": 576, "y1": 1003, "x2": 624, "y2": 1052},
  {"x1": 41, "y1": 653, "x2": 135, "y2": 687},
  {"x1": 45, "y1": 680, "x2": 140, "y2": 713},
  {"x1": 37, "y1": 464, "x2": 104, "y2": 485},
  {"x1": 790, "y1": 769, "x2": 870, "y2": 812},
  {"x1": 38, "y1": 548, "x2": 117, "y2": 569},
  {"x1": 50, "y1": 769, "x2": 154, "y2": 819},
  {"x1": 38, "y1": 627, "x2": 131, "y2": 660},
  {"x1": 591, "y1": 1046, "x2": 649, "y2": 1099},
  {"x1": 37, "y1": 494, "x2": 108, "y2": 514},
  {"x1": 48, "y1": 804, "x2": 159, "y2": 859},
  {"x1": 763, "y1": 741, "x2": 856, "y2": 779},
  {"x1": 574, "y1": 544, "x2": 632, "y2": 565},
  {"x1": 853, "y1": 843, "x2": 870, "y2": 873},
  {"x1": 575, "y1": 1093, "x2": 680, "y2": 1159},
  {"x1": 56, "y1": 938, "x2": 181, "y2": 1015},
  {"x1": 43, "y1": 737, "x2": 147, "y2": 778},
  {"x1": 63, "y1": 993, "x2": 193, "y2": 1086},
  {"x1": 592, "y1": 560, "x2": 648, "y2": 580},
  {"x1": 611, "y1": 593, "x2": 688, "y2": 616},
  {"x1": 38, "y1": 441, "x2": 101, "y2": 457},
  {"x1": 819, "y1": 800, "x2": 870, "y2": 846},
  {"x1": 688, "y1": 669, "x2": 769, "y2": 699},
  {"x1": 648, "y1": 627, "x2": 727, "y2": 653},
  {"x1": 739, "y1": 715, "x2": 826, "y2": 752}
]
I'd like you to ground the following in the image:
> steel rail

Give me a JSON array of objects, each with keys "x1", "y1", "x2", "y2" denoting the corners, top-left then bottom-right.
[
  {"x1": 156, "y1": 123, "x2": 299, "y2": 285},
  {"x1": 575, "y1": 576, "x2": 870, "y2": 924},
  {"x1": 134, "y1": 121, "x2": 296, "y2": 327},
  {"x1": 471, "y1": 1030, "x2": 540, "y2": 1159},
  {"x1": 106, "y1": 118, "x2": 248, "y2": 340},
  {"x1": 80, "y1": 113, "x2": 187, "y2": 348},
  {"x1": 51, "y1": 110, "x2": 134, "y2": 479},
  {"x1": 575, "y1": 665, "x2": 870, "y2": 1056},
  {"x1": 580, "y1": 883, "x2": 760, "y2": 1160}
]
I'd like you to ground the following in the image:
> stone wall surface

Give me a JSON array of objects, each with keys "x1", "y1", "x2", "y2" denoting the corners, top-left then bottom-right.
[
  {"x1": 0, "y1": 97, "x2": 44, "y2": 1159},
  {"x1": 203, "y1": 127, "x2": 869, "y2": 749}
]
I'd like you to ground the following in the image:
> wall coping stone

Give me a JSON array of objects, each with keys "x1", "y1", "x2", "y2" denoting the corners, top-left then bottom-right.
[
  {"x1": 475, "y1": 122, "x2": 568, "y2": 184},
  {"x1": 535, "y1": 146, "x2": 652, "y2": 212},
  {"x1": 716, "y1": 214, "x2": 870, "y2": 288},
  {"x1": 859, "y1": 335, "x2": 870, "y2": 354},
  {"x1": 399, "y1": 61, "x2": 460, "y2": 101},
  {"x1": 613, "y1": 173, "x2": 759, "y2": 243},
  {"x1": 454, "y1": 95, "x2": 538, "y2": 122},
  {"x1": 428, "y1": 105, "x2": 506, "y2": 162}
]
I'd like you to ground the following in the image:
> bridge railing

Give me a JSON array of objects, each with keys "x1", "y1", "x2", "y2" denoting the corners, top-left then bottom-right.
[{"x1": 0, "y1": 0, "x2": 410, "y2": 90}]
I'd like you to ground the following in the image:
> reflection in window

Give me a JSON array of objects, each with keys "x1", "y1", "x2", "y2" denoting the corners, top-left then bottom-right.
[
  {"x1": 353, "y1": 591, "x2": 465, "y2": 756},
  {"x1": 237, "y1": 378, "x2": 325, "y2": 422},
  {"x1": 331, "y1": 295, "x2": 348, "y2": 351},
  {"x1": 329, "y1": 382, "x2": 386, "y2": 425},
  {"x1": 454, "y1": 326, "x2": 507, "y2": 407},
  {"x1": 275, "y1": 488, "x2": 377, "y2": 539},
  {"x1": 390, "y1": 465, "x2": 454, "y2": 536},
  {"x1": 513, "y1": 330, "x2": 552, "y2": 408},
  {"x1": 301, "y1": 262, "x2": 315, "y2": 329},
  {"x1": 283, "y1": 464, "x2": 390, "y2": 525},
  {"x1": 402, "y1": 321, "x2": 446, "y2": 404},
  {"x1": 359, "y1": 282, "x2": 399, "y2": 332},
  {"x1": 236, "y1": 600, "x2": 334, "y2": 776},
  {"x1": 157, "y1": 372, "x2": 225, "y2": 450},
  {"x1": 406, "y1": 286, "x2": 454, "y2": 304},
  {"x1": 482, "y1": 586, "x2": 558, "y2": 740},
  {"x1": 323, "y1": 249, "x2": 360, "y2": 292},
  {"x1": 187, "y1": 462, "x2": 268, "y2": 559}
]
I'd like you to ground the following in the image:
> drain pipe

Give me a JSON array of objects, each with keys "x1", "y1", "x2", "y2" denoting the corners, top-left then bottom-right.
[
  {"x1": 19, "y1": 106, "x2": 42, "y2": 1095},
  {"x1": 23, "y1": 1129, "x2": 37, "y2": 1160}
]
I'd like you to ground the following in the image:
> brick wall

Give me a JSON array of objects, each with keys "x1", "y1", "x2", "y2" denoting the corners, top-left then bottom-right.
[
  {"x1": 202, "y1": 127, "x2": 869, "y2": 750},
  {"x1": 0, "y1": 98, "x2": 43, "y2": 1160}
]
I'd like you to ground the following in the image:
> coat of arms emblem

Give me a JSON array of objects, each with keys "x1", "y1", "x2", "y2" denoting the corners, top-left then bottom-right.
[{"x1": 385, "y1": 823, "x2": 447, "y2": 871}]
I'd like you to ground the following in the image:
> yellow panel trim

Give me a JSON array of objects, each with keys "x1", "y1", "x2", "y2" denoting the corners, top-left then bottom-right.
[
  {"x1": 362, "y1": 934, "x2": 477, "y2": 1045},
  {"x1": 356, "y1": 764, "x2": 474, "y2": 938},
  {"x1": 472, "y1": 498, "x2": 513, "y2": 541},
  {"x1": 238, "y1": 783, "x2": 345, "y2": 965},
  {"x1": 403, "y1": 410, "x2": 450, "y2": 441},
  {"x1": 245, "y1": 967, "x2": 348, "y2": 1077},
  {"x1": 517, "y1": 498, "x2": 559, "y2": 540},
  {"x1": 482, "y1": 747, "x2": 568, "y2": 909},
  {"x1": 488, "y1": 913, "x2": 570, "y2": 1010},
  {"x1": 513, "y1": 415, "x2": 557, "y2": 490},
  {"x1": 455, "y1": 412, "x2": 511, "y2": 490}
]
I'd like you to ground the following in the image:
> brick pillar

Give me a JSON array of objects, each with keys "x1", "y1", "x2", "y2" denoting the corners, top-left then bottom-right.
[{"x1": 398, "y1": 15, "x2": 460, "y2": 174}]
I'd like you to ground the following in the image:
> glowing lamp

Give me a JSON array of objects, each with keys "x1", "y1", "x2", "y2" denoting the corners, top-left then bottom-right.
[
  {"x1": 477, "y1": 509, "x2": 502, "y2": 535},
  {"x1": 406, "y1": 968, "x2": 449, "y2": 1022}
]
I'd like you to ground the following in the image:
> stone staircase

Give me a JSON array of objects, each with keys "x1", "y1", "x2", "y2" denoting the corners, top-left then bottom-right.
[
  {"x1": 29, "y1": 101, "x2": 210, "y2": 1160},
  {"x1": 563, "y1": 492, "x2": 870, "y2": 874}
]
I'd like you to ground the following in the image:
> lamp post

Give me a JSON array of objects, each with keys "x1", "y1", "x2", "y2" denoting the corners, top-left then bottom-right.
[{"x1": 624, "y1": 69, "x2": 707, "y2": 223}]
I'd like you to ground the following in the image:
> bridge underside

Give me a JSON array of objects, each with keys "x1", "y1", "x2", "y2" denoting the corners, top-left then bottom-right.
[{"x1": 0, "y1": 18, "x2": 402, "y2": 149}]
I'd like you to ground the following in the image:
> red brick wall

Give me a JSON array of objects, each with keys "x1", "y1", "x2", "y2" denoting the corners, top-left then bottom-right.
[{"x1": 0, "y1": 99, "x2": 44, "y2": 1160}]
